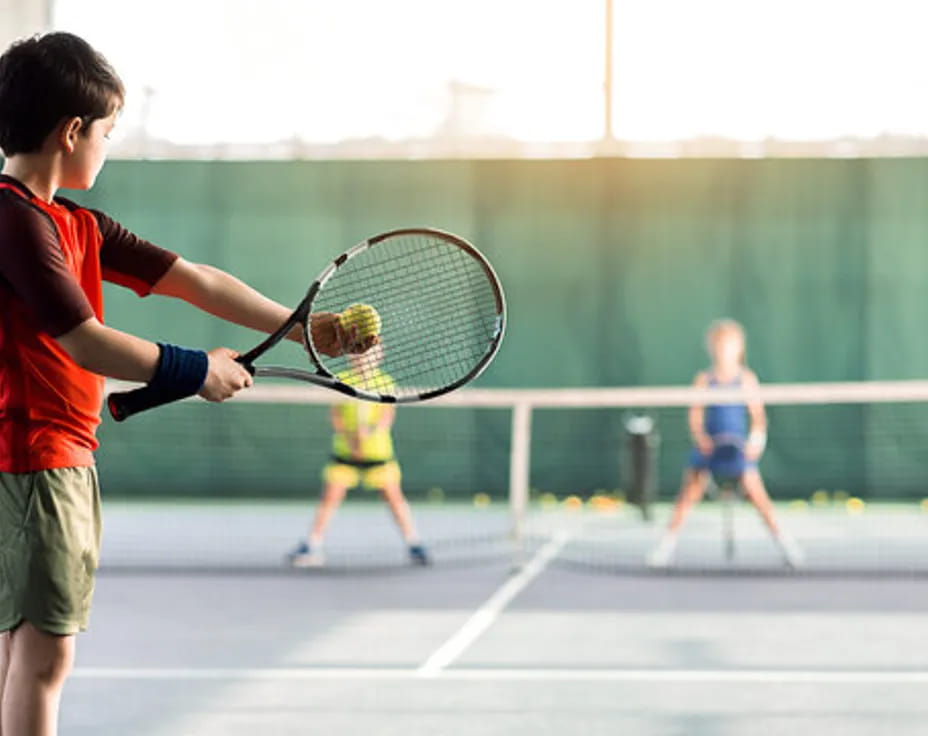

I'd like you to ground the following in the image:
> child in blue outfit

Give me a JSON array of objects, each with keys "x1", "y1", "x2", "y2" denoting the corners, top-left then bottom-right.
[{"x1": 648, "y1": 319, "x2": 804, "y2": 568}]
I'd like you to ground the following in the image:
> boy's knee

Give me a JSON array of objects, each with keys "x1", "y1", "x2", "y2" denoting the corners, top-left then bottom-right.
[{"x1": 14, "y1": 626, "x2": 74, "y2": 687}]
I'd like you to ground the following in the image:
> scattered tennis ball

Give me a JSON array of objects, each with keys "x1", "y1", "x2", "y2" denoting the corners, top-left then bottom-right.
[
  {"x1": 811, "y1": 489, "x2": 830, "y2": 507},
  {"x1": 589, "y1": 495, "x2": 617, "y2": 512},
  {"x1": 539, "y1": 492, "x2": 558, "y2": 508},
  {"x1": 427, "y1": 487, "x2": 445, "y2": 504},
  {"x1": 832, "y1": 490, "x2": 849, "y2": 504},
  {"x1": 788, "y1": 499, "x2": 808, "y2": 512},
  {"x1": 473, "y1": 492, "x2": 491, "y2": 508},
  {"x1": 339, "y1": 303, "x2": 381, "y2": 340},
  {"x1": 846, "y1": 497, "x2": 865, "y2": 515},
  {"x1": 563, "y1": 495, "x2": 583, "y2": 511},
  {"x1": 920, "y1": 498, "x2": 928, "y2": 513}
]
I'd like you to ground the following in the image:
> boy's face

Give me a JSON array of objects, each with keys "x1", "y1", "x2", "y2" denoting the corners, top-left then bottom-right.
[
  {"x1": 60, "y1": 110, "x2": 117, "y2": 190},
  {"x1": 710, "y1": 330, "x2": 743, "y2": 366}
]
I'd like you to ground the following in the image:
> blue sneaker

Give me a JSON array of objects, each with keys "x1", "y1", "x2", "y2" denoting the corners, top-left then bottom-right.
[
  {"x1": 287, "y1": 540, "x2": 325, "y2": 568},
  {"x1": 409, "y1": 544, "x2": 430, "y2": 566}
]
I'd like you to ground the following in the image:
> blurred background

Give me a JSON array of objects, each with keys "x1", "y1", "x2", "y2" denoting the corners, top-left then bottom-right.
[
  {"x1": 5, "y1": 2, "x2": 928, "y2": 735},
  {"x1": 6, "y1": 0, "x2": 928, "y2": 565}
]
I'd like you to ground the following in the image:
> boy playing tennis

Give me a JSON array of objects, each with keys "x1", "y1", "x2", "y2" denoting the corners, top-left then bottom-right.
[
  {"x1": 288, "y1": 345, "x2": 429, "y2": 567},
  {"x1": 0, "y1": 32, "x2": 352, "y2": 735},
  {"x1": 647, "y1": 319, "x2": 804, "y2": 568}
]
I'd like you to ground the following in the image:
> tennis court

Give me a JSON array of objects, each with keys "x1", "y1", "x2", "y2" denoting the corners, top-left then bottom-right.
[{"x1": 67, "y1": 512, "x2": 928, "y2": 736}]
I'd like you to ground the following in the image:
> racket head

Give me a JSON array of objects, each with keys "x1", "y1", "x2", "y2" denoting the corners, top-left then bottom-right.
[{"x1": 302, "y1": 228, "x2": 505, "y2": 403}]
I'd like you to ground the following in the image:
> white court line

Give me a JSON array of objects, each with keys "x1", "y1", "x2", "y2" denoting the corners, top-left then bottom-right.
[
  {"x1": 72, "y1": 667, "x2": 928, "y2": 684},
  {"x1": 416, "y1": 531, "x2": 571, "y2": 678}
]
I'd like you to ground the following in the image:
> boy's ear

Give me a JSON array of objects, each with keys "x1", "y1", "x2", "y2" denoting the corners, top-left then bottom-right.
[{"x1": 58, "y1": 117, "x2": 84, "y2": 154}]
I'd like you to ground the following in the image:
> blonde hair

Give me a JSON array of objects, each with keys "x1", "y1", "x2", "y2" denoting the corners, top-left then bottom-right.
[{"x1": 705, "y1": 318, "x2": 746, "y2": 364}]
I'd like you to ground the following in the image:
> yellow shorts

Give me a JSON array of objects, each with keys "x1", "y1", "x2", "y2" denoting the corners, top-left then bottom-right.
[{"x1": 322, "y1": 460, "x2": 401, "y2": 490}]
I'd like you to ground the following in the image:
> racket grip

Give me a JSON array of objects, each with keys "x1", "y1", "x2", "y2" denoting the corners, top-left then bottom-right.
[{"x1": 107, "y1": 385, "x2": 187, "y2": 422}]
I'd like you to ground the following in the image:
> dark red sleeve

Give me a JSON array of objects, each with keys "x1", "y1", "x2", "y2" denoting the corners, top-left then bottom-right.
[
  {"x1": 94, "y1": 210, "x2": 178, "y2": 296},
  {"x1": 0, "y1": 196, "x2": 94, "y2": 337}
]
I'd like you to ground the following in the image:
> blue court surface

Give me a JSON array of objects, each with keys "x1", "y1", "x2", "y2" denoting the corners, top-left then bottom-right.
[{"x1": 62, "y1": 504, "x2": 928, "y2": 735}]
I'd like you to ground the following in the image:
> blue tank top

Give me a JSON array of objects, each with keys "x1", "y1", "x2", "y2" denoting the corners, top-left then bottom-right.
[{"x1": 704, "y1": 372, "x2": 748, "y2": 442}]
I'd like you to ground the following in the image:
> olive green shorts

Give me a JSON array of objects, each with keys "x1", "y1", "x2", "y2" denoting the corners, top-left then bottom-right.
[{"x1": 0, "y1": 466, "x2": 102, "y2": 635}]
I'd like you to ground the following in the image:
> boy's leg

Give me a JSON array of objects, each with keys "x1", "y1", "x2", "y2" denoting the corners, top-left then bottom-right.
[
  {"x1": 379, "y1": 482, "x2": 419, "y2": 543},
  {"x1": 741, "y1": 469, "x2": 804, "y2": 567},
  {"x1": 309, "y1": 481, "x2": 350, "y2": 547},
  {"x1": 1, "y1": 622, "x2": 75, "y2": 736},
  {"x1": 740, "y1": 468, "x2": 780, "y2": 533},
  {"x1": 0, "y1": 629, "x2": 9, "y2": 734},
  {"x1": 667, "y1": 469, "x2": 709, "y2": 533},
  {"x1": 648, "y1": 469, "x2": 708, "y2": 567}
]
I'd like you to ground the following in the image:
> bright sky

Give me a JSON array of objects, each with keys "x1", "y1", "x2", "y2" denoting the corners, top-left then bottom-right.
[{"x1": 53, "y1": 0, "x2": 928, "y2": 147}]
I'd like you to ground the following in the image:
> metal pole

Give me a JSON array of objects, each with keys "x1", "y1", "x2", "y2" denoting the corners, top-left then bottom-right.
[
  {"x1": 604, "y1": 0, "x2": 615, "y2": 144},
  {"x1": 509, "y1": 402, "x2": 532, "y2": 544}
]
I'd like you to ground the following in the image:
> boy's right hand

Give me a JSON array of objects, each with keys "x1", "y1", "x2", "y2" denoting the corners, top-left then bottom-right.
[{"x1": 198, "y1": 348, "x2": 253, "y2": 402}]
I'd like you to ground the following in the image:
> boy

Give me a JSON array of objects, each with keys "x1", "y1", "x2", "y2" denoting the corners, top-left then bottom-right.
[
  {"x1": 0, "y1": 32, "x2": 353, "y2": 735},
  {"x1": 288, "y1": 346, "x2": 429, "y2": 567},
  {"x1": 647, "y1": 319, "x2": 804, "y2": 568}
]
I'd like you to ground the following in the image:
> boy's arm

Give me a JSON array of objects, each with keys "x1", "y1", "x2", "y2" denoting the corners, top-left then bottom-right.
[
  {"x1": 375, "y1": 406, "x2": 396, "y2": 431},
  {"x1": 96, "y1": 212, "x2": 355, "y2": 356},
  {"x1": 743, "y1": 370, "x2": 767, "y2": 460},
  {"x1": 688, "y1": 371, "x2": 712, "y2": 454},
  {"x1": 152, "y1": 259, "x2": 355, "y2": 357},
  {"x1": 56, "y1": 317, "x2": 253, "y2": 401},
  {"x1": 151, "y1": 259, "x2": 296, "y2": 339}
]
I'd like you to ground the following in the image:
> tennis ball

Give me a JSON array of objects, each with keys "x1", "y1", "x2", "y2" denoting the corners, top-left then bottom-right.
[
  {"x1": 339, "y1": 303, "x2": 381, "y2": 340},
  {"x1": 589, "y1": 495, "x2": 617, "y2": 512},
  {"x1": 846, "y1": 497, "x2": 865, "y2": 515},
  {"x1": 811, "y1": 489, "x2": 830, "y2": 507},
  {"x1": 920, "y1": 499, "x2": 928, "y2": 513},
  {"x1": 539, "y1": 492, "x2": 558, "y2": 508},
  {"x1": 563, "y1": 495, "x2": 583, "y2": 511},
  {"x1": 473, "y1": 492, "x2": 491, "y2": 508}
]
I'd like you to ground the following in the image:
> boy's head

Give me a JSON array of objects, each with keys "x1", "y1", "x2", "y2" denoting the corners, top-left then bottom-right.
[
  {"x1": 705, "y1": 318, "x2": 745, "y2": 367},
  {"x1": 0, "y1": 32, "x2": 123, "y2": 186}
]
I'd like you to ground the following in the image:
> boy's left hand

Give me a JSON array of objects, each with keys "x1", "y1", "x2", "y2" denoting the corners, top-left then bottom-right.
[
  {"x1": 745, "y1": 445, "x2": 763, "y2": 462},
  {"x1": 309, "y1": 312, "x2": 379, "y2": 357}
]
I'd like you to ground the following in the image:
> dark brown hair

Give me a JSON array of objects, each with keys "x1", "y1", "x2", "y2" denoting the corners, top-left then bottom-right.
[{"x1": 0, "y1": 32, "x2": 124, "y2": 156}]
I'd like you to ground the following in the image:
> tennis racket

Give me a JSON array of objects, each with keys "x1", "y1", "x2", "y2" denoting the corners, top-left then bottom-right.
[{"x1": 108, "y1": 228, "x2": 505, "y2": 421}]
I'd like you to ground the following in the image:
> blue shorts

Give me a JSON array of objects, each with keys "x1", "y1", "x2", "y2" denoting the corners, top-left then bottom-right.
[{"x1": 687, "y1": 444, "x2": 756, "y2": 481}]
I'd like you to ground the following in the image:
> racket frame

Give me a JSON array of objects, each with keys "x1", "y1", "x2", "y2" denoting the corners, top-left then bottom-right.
[{"x1": 243, "y1": 227, "x2": 505, "y2": 404}]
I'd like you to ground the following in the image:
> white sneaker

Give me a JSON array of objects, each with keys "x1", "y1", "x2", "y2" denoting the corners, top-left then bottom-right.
[
  {"x1": 647, "y1": 534, "x2": 678, "y2": 568},
  {"x1": 287, "y1": 540, "x2": 325, "y2": 568},
  {"x1": 776, "y1": 532, "x2": 805, "y2": 569}
]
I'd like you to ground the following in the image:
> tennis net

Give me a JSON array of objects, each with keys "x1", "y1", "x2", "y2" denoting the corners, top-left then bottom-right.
[{"x1": 95, "y1": 380, "x2": 928, "y2": 575}]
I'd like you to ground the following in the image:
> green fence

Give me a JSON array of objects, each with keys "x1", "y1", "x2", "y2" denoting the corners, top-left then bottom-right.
[{"x1": 70, "y1": 159, "x2": 928, "y2": 499}]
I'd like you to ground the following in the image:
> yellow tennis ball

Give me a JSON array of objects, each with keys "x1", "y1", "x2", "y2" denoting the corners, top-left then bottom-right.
[{"x1": 339, "y1": 303, "x2": 381, "y2": 339}]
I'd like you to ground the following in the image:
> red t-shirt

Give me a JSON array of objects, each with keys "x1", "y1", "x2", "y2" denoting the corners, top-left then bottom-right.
[{"x1": 0, "y1": 175, "x2": 177, "y2": 472}]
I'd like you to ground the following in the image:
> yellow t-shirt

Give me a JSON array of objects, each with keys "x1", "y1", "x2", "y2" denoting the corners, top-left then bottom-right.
[{"x1": 331, "y1": 370, "x2": 395, "y2": 462}]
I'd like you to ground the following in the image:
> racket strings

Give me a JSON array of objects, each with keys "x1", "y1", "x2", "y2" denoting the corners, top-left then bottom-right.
[{"x1": 311, "y1": 233, "x2": 501, "y2": 398}]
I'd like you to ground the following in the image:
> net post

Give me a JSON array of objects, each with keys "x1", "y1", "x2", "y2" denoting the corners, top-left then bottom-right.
[{"x1": 509, "y1": 401, "x2": 533, "y2": 554}]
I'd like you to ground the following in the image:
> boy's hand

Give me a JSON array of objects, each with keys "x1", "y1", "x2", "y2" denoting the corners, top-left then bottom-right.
[
  {"x1": 309, "y1": 312, "x2": 379, "y2": 357},
  {"x1": 695, "y1": 434, "x2": 713, "y2": 456},
  {"x1": 199, "y1": 348, "x2": 253, "y2": 402}
]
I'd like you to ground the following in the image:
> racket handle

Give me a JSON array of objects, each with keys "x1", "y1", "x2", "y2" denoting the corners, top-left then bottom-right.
[
  {"x1": 108, "y1": 356, "x2": 255, "y2": 422},
  {"x1": 107, "y1": 385, "x2": 187, "y2": 422}
]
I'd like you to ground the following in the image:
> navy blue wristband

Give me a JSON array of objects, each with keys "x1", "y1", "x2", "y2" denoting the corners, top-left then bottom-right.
[{"x1": 150, "y1": 343, "x2": 209, "y2": 399}]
